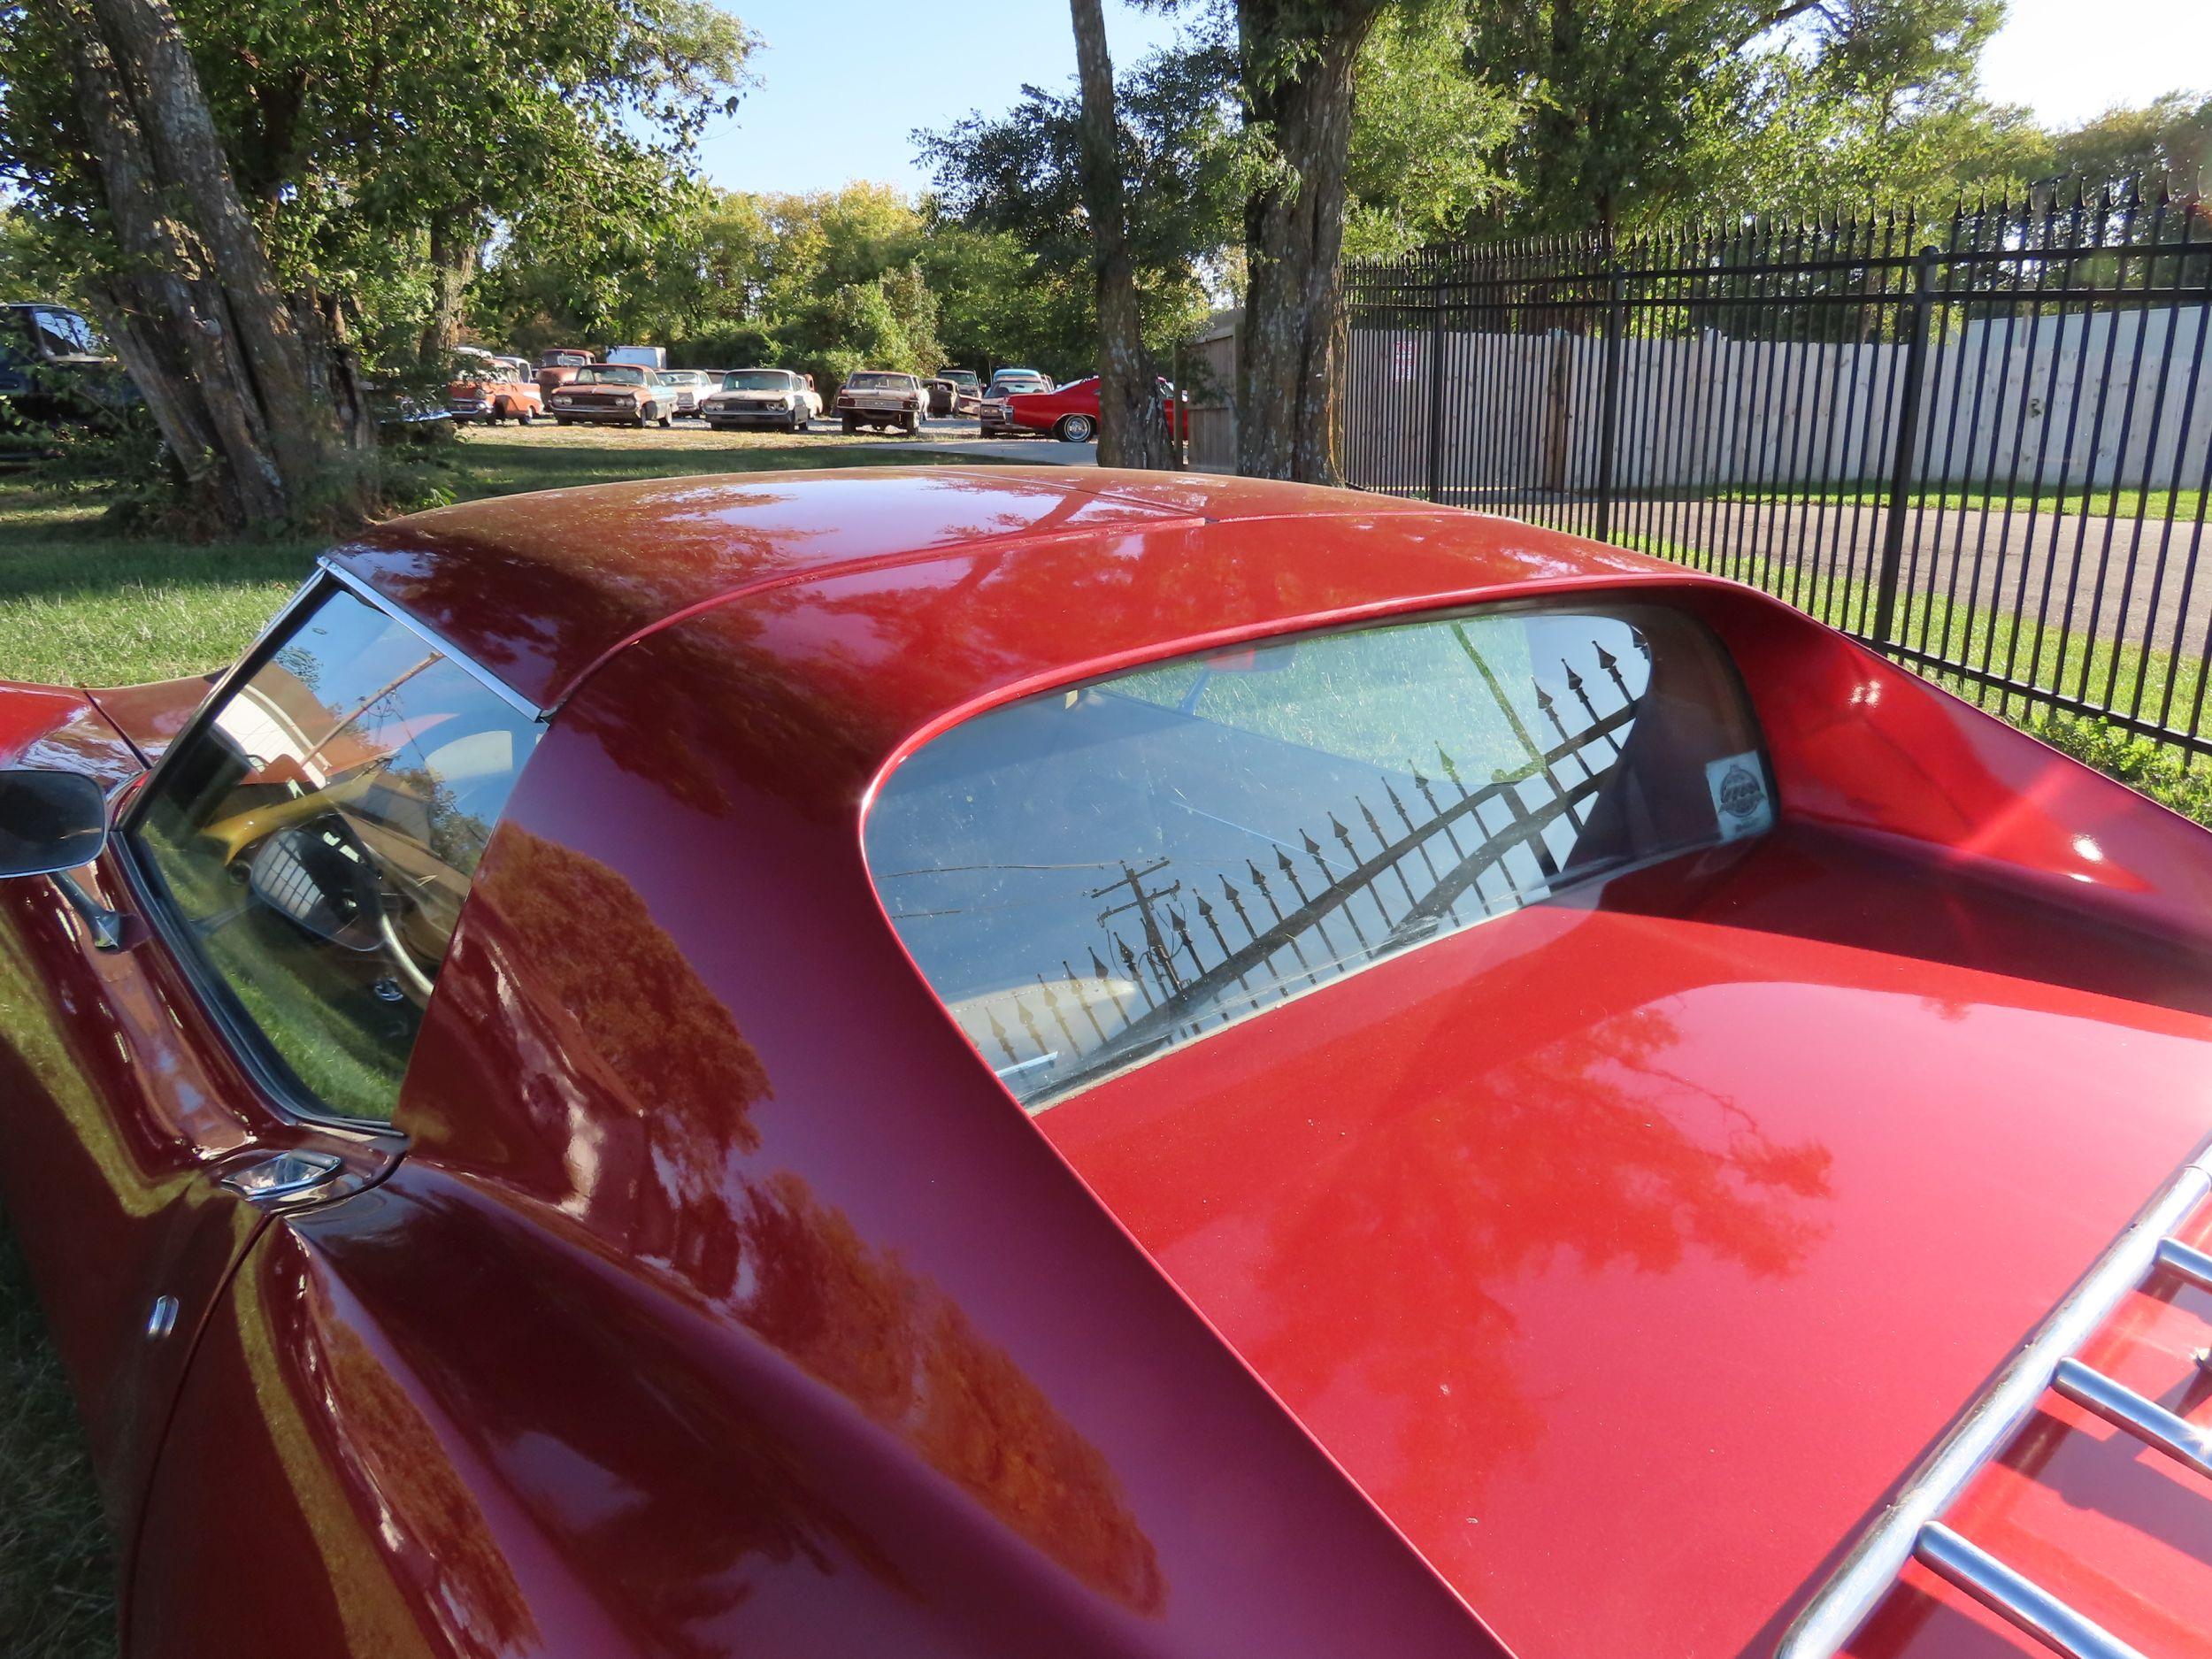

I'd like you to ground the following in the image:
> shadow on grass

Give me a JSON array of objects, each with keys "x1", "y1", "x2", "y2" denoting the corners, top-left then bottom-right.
[{"x1": 0, "y1": 1214, "x2": 114, "y2": 1658}]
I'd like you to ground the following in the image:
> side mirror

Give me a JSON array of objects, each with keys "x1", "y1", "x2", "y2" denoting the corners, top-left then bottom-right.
[{"x1": 0, "y1": 768, "x2": 110, "y2": 879}]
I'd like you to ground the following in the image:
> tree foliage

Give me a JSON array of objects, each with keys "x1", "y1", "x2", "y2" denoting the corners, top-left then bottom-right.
[
  {"x1": 2038, "y1": 94, "x2": 2212, "y2": 199},
  {"x1": 0, "y1": 0, "x2": 751, "y2": 526},
  {"x1": 472, "y1": 182, "x2": 956, "y2": 385},
  {"x1": 918, "y1": 27, "x2": 1234, "y2": 369}
]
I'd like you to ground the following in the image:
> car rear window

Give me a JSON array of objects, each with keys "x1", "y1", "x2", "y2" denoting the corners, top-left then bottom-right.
[
  {"x1": 848, "y1": 372, "x2": 909, "y2": 388},
  {"x1": 864, "y1": 603, "x2": 1773, "y2": 1110}
]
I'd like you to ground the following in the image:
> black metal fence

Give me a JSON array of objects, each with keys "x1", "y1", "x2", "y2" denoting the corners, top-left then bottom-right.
[{"x1": 1340, "y1": 184, "x2": 2212, "y2": 758}]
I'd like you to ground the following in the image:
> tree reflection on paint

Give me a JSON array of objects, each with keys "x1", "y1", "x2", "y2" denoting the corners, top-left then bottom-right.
[{"x1": 460, "y1": 827, "x2": 1164, "y2": 1614}]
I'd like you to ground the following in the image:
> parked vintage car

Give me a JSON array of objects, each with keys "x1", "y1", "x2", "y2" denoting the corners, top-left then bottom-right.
[
  {"x1": 534, "y1": 346, "x2": 597, "y2": 396},
  {"x1": 543, "y1": 362, "x2": 676, "y2": 427},
  {"x1": 927, "y1": 368, "x2": 981, "y2": 417},
  {"x1": 0, "y1": 301, "x2": 132, "y2": 427},
  {"x1": 7, "y1": 466, "x2": 2212, "y2": 1659},
  {"x1": 700, "y1": 366, "x2": 820, "y2": 431},
  {"x1": 442, "y1": 349, "x2": 542, "y2": 425},
  {"x1": 654, "y1": 368, "x2": 714, "y2": 416},
  {"x1": 834, "y1": 368, "x2": 926, "y2": 434},
  {"x1": 976, "y1": 367, "x2": 1053, "y2": 436},
  {"x1": 998, "y1": 373, "x2": 1187, "y2": 444}
]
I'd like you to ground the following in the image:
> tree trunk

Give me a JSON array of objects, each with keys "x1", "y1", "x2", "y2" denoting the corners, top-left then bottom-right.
[
  {"x1": 419, "y1": 211, "x2": 483, "y2": 365},
  {"x1": 1070, "y1": 0, "x2": 1173, "y2": 471},
  {"x1": 42, "y1": 0, "x2": 369, "y2": 527},
  {"x1": 1233, "y1": 0, "x2": 1383, "y2": 483}
]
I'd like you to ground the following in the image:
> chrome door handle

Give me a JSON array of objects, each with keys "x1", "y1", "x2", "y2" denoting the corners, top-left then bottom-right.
[{"x1": 219, "y1": 1149, "x2": 350, "y2": 1206}]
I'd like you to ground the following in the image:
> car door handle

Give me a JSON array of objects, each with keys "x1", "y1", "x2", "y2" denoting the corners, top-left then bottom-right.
[{"x1": 218, "y1": 1149, "x2": 356, "y2": 1206}]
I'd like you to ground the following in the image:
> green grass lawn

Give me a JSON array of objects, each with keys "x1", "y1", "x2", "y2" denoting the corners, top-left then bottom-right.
[
  {"x1": 0, "y1": 422, "x2": 996, "y2": 687},
  {"x1": 0, "y1": 421, "x2": 1003, "y2": 1656},
  {"x1": 0, "y1": 1221, "x2": 110, "y2": 1659},
  {"x1": 1606, "y1": 525, "x2": 2212, "y2": 825}
]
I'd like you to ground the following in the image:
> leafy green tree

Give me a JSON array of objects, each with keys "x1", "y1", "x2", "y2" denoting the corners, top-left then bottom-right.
[
  {"x1": 473, "y1": 182, "x2": 947, "y2": 384},
  {"x1": 915, "y1": 219, "x2": 1094, "y2": 379},
  {"x1": 919, "y1": 24, "x2": 1236, "y2": 389},
  {"x1": 1230, "y1": 0, "x2": 1395, "y2": 480},
  {"x1": 1342, "y1": 4, "x2": 1517, "y2": 257},
  {"x1": 1455, "y1": 0, "x2": 2037, "y2": 234},
  {"x1": 0, "y1": 0, "x2": 749, "y2": 526},
  {"x1": 1071, "y1": 0, "x2": 1175, "y2": 467},
  {"x1": 2044, "y1": 94, "x2": 2212, "y2": 197}
]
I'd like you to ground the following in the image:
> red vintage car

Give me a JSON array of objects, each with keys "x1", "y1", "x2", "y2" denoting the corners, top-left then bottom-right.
[
  {"x1": 1000, "y1": 374, "x2": 1187, "y2": 443},
  {"x1": 3, "y1": 467, "x2": 2212, "y2": 1659}
]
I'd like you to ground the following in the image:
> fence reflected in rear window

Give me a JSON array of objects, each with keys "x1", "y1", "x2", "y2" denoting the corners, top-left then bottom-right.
[{"x1": 864, "y1": 603, "x2": 1772, "y2": 1110}]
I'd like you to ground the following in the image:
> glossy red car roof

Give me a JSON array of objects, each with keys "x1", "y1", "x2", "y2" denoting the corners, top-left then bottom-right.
[{"x1": 327, "y1": 466, "x2": 1679, "y2": 711}]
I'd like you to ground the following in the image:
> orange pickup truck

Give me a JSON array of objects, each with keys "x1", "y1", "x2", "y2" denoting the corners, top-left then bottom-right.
[{"x1": 444, "y1": 350, "x2": 543, "y2": 425}]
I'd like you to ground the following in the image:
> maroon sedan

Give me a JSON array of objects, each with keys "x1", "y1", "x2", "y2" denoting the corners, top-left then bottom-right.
[
  {"x1": 4, "y1": 468, "x2": 2212, "y2": 1658},
  {"x1": 1000, "y1": 374, "x2": 1187, "y2": 443}
]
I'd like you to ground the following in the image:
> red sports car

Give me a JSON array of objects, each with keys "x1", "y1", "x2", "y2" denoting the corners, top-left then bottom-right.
[
  {"x1": 3, "y1": 467, "x2": 2211, "y2": 1659},
  {"x1": 1001, "y1": 374, "x2": 1188, "y2": 443}
]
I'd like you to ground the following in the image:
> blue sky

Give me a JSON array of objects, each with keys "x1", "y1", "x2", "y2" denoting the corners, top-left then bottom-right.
[
  {"x1": 695, "y1": 0, "x2": 2211, "y2": 200},
  {"x1": 694, "y1": 2, "x2": 1190, "y2": 198}
]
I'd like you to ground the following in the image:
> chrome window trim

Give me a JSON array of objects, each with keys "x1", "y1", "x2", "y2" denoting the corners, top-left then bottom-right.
[
  {"x1": 317, "y1": 557, "x2": 545, "y2": 722},
  {"x1": 1776, "y1": 1147, "x2": 2212, "y2": 1658},
  {"x1": 118, "y1": 567, "x2": 326, "y2": 835},
  {"x1": 120, "y1": 563, "x2": 542, "y2": 843}
]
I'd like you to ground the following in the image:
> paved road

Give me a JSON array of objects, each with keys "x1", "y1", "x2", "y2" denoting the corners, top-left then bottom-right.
[
  {"x1": 1438, "y1": 488, "x2": 2211, "y2": 668},
  {"x1": 853, "y1": 414, "x2": 1100, "y2": 467},
  {"x1": 867, "y1": 426, "x2": 2209, "y2": 678}
]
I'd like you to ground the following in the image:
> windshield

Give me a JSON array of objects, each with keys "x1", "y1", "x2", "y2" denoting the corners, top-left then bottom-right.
[
  {"x1": 572, "y1": 366, "x2": 645, "y2": 386},
  {"x1": 29, "y1": 307, "x2": 104, "y2": 358},
  {"x1": 723, "y1": 371, "x2": 792, "y2": 391},
  {"x1": 865, "y1": 603, "x2": 1772, "y2": 1110}
]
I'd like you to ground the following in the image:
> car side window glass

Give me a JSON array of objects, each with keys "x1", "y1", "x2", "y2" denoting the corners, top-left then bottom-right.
[
  {"x1": 133, "y1": 584, "x2": 541, "y2": 1122},
  {"x1": 866, "y1": 603, "x2": 1772, "y2": 1110}
]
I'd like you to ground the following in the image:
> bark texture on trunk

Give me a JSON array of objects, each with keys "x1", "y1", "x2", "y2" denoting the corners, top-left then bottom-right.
[
  {"x1": 1234, "y1": 0, "x2": 1383, "y2": 483},
  {"x1": 42, "y1": 0, "x2": 368, "y2": 526},
  {"x1": 1070, "y1": 0, "x2": 1173, "y2": 471},
  {"x1": 419, "y1": 212, "x2": 484, "y2": 366}
]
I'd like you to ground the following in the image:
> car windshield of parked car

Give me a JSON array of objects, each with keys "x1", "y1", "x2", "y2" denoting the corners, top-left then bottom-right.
[
  {"x1": 723, "y1": 371, "x2": 790, "y2": 391},
  {"x1": 848, "y1": 372, "x2": 909, "y2": 389},
  {"x1": 572, "y1": 366, "x2": 645, "y2": 386},
  {"x1": 865, "y1": 603, "x2": 1773, "y2": 1110},
  {"x1": 30, "y1": 306, "x2": 103, "y2": 358},
  {"x1": 134, "y1": 584, "x2": 541, "y2": 1122}
]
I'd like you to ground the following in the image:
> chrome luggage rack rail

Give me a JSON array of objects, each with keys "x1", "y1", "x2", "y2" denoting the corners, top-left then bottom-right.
[{"x1": 1778, "y1": 1154, "x2": 2212, "y2": 1659}]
